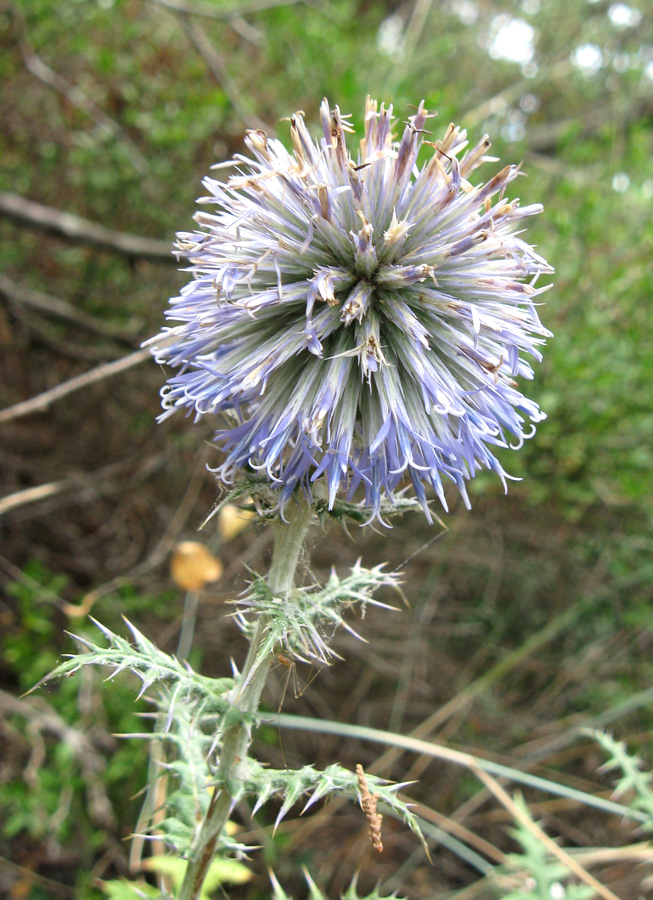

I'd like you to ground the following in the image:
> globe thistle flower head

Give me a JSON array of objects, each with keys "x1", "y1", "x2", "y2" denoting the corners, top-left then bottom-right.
[{"x1": 149, "y1": 98, "x2": 553, "y2": 522}]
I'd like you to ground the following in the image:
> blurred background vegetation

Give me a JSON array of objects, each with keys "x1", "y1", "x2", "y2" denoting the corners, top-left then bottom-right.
[{"x1": 1, "y1": 0, "x2": 652, "y2": 897}]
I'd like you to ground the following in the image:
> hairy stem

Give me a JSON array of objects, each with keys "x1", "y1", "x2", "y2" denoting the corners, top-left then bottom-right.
[{"x1": 178, "y1": 499, "x2": 314, "y2": 900}]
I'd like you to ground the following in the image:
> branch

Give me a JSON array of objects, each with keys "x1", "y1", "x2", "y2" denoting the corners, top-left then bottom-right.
[
  {"x1": 473, "y1": 766, "x2": 621, "y2": 900},
  {"x1": 463, "y1": 59, "x2": 652, "y2": 152},
  {"x1": 0, "y1": 688, "x2": 115, "y2": 828},
  {"x1": 0, "y1": 858, "x2": 73, "y2": 899},
  {"x1": 525, "y1": 94, "x2": 653, "y2": 153},
  {"x1": 8, "y1": 302, "x2": 128, "y2": 362},
  {"x1": 178, "y1": 16, "x2": 267, "y2": 130},
  {"x1": 0, "y1": 347, "x2": 151, "y2": 424},
  {"x1": 0, "y1": 273, "x2": 138, "y2": 342},
  {"x1": 0, "y1": 193, "x2": 175, "y2": 262},
  {"x1": 75, "y1": 443, "x2": 214, "y2": 613},
  {"x1": 149, "y1": 0, "x2": 304, "y2": 21},
  {"x1": 0, "y1": 453, "x2": 163, "y2": 518},
  {"x1": 152, "y1": 0, "x2": 303, "y2": 129},
  {"x1": 7, "y1": 1, "x2": 148, "y2": 174},
  {"x1": 463, "y1": 60, "x2": 575, "y2": 128}
]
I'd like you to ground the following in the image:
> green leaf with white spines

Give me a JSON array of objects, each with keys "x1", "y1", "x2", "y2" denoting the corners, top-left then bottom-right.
[
  {"x1": 35, "y1": 617, "x2": 233, "y2": 715},
  {"x1": 243, "y1": 760, "x2": 428, "y2": 855},
  {"x1": 268, "y1": 868, "x2": 408, "y2": 900},
  {"x1": 588, "y1": 729, "x2": 653, "y2": 831},
  {"x1": 233, "y1": 561, "x2": 403, "y2": 667}
]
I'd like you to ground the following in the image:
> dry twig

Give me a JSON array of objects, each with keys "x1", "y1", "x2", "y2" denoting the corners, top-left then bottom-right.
[
  {"x1": 0, "y1": 453, "x2": 163, "y2": 522},
  {"x1": 177, "y1": 16, "x2": 267, "y2": 130},
  {"x1": 0, "y1": 688, "x2": 115, "y2": 828},
  {"x1": 0, "y1": 193, "x2": 174, "y2": 262},
  {"x1": 356, "y1": 763, "x2": 383, "y2": 853},
  {"x1": 411, "y1": 800, "x2": 506, "y2": 865},
  {"x1": 0, "y1": 856, "x2": 74, "y2": 898},
  {"x1": 7, "y1": 2, "x2": 148, "y2": 174},
  {"x1": 149, "y1": 0, "x2": 303, "y2": 20},
  {"x1": 0, "y1": 273, "x2": 138, "y2": 343},
  {"x1": 0, "y1": 347, "x2": 151, "y2": 424},
  {"x1": 8, "y1": 304, "x2": 128, "y2": 363},
  {"x1": 472, "y1": 765, "x2": 621, "y2": 900},
  {"x1": 78, "y1": 443, "x2": 213, "y2": 614}
]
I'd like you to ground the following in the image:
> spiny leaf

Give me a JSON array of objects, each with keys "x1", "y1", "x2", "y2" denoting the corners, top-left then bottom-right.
[
  {"x1": 588, "y1": 729, "x2": 653, "y2": 830},
  {"x1": 233, "y1": 562, "x2": 402, "y2": 667},
  {"x1": 316, "y1": 493, "x2": 431, "y2": 526},
  {"x1": 268, "y1": 868, "x2": 407, "y2": 900},
  {"x1": 497, "y1": 797, "x2": 594, "y2": 900},
  {"x1": 245, "y1": 762, "x2": 428, "y2": 855},
  {"x1": 34, "y1": 618, "x2": 233, "y2": 715}
]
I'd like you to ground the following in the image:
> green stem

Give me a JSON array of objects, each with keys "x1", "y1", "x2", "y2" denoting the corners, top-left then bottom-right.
[{"x1": 177, "y1": 499, "x2": 314, "y2": 900}]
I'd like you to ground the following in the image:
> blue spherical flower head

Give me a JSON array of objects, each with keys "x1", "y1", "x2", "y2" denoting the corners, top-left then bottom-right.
[{"x1": 149, "y1": 98, "x2": 553, "y2": 522}]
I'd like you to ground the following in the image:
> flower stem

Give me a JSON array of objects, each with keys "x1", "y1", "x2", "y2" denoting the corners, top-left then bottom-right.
[{"x1": 177, "y1": 499, "x2": 314, "y2": 900}]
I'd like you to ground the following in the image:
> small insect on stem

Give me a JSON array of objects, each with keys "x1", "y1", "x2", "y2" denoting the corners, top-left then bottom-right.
[
  {"x1": 274, "y1": 653, "x2": 319, "y2": 771},
  {"x1": 275, "y1": 652, "x2": 321, "y2": 710},
  {"x1": 356, "y1": 763, "x2": 383, "y2": 853},
  {"x1": 276, "y1": 652, "x2": 298, "y2": 712}
]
